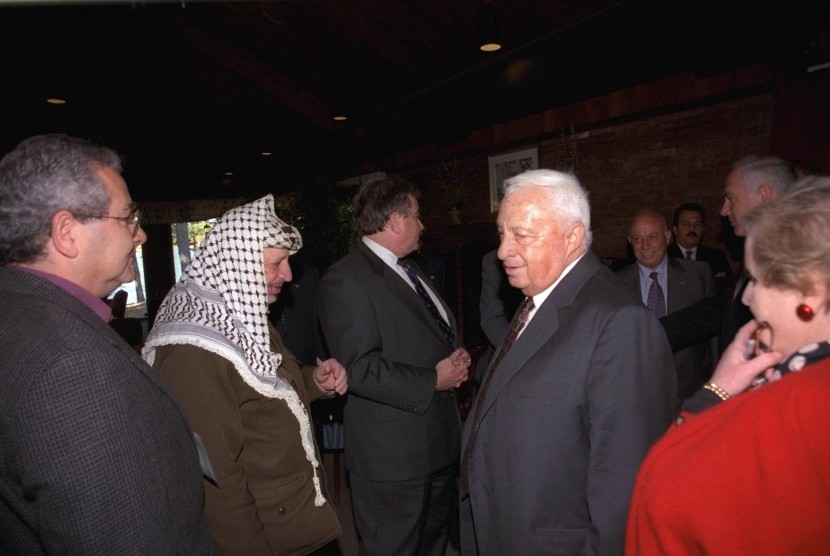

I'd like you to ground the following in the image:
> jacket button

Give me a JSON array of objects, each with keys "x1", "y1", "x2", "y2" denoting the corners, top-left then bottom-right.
[{"x1": 278, "y1": 506, "x2": 286, "y2": 515}]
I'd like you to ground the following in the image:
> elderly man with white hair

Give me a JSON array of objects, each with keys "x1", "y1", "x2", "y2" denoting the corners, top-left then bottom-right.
[{"x1": 459, "y1": 169, "x2": 677, "y2": 555}]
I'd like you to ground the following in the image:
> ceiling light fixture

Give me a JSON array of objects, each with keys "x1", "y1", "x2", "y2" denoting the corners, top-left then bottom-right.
[
  {"x1": 333, "y1": 115, "x2": 348, "y2": 121},
  {"x1": 479, "y1": 0, "x2": 501, "y2": 52},
  {"x1": 261, "y1": 151, "x2": 272, "y2": 156},
  {"x1": 46, "y1": 98, "x2": 67, "y2": 104}
]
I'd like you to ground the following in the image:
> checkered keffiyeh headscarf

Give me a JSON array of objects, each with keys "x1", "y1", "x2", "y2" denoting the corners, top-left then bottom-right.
[{"x1": 143, "y1": 194, "x2": 326, "y2": 506}]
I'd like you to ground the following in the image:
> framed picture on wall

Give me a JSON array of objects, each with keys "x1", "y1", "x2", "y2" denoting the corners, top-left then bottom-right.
[{"x1": 488, "y1": 147, "x2": 539, "y2": 212}]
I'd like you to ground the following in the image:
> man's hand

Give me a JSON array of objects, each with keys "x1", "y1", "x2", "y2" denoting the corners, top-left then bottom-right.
[
  {"x1": 314, "y1": 358, "x2": 348, "y2": 395},
  {"x1": 435, "y1": 348, "x2": 471, "y2": 391}
]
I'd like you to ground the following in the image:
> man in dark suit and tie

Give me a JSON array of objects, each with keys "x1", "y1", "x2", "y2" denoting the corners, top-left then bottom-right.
[
  {"x1": 459, "y1": 170, "x2": 676, "y2": 555},
  {"x1": 719, "y1": 154, "x2": 796, "y2": 349},
  {"x1": 318, "y1": 174, "x2": 471, "y2": 555},
  {"x1": 618, "y1": 210, "x2": 716, "y2": 400},
  {"x1": 668, "y1": 202, "x2": 733, "y2": 294}
]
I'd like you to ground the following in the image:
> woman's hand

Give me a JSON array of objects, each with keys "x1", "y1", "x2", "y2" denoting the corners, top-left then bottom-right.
[{"x1": 710, "y1": 320, "x2": 782, "y2": 396}]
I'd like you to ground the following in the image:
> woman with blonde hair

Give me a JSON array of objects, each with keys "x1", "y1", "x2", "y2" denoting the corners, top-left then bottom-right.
[{"x1": 626, "y1": 176, "x2": 830, "y2": 553}]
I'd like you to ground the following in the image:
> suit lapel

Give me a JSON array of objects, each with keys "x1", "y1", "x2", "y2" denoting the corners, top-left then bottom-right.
[
  {"x1": 357, "y1": 243, "x2": 456, "y2": 347},
  {"x1": 475, "y1": 253, "x2": 601, "y2": 416},
  {"x1": 666, "y1": 257, "x2": 693, "y2": 313}
]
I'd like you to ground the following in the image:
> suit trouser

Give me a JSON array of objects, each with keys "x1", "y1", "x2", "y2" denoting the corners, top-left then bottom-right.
[
  {"x1": 458, "y1": 495, "x2": 478, "y2": 556},
  {"x1": 350, "y1": 464, "x2": 456, "y2": 556}
]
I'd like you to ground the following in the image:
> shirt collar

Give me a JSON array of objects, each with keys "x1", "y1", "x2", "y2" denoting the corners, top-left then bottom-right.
[
  {"x1": 13, "y1": 266, "x2": 112, "y2": 321},
  {"x1": 636, "y1": 256, "x2": 668, "y2": 282},
  {"x1": 531, "y1": 252, "x2": 586, "y2": 311}
]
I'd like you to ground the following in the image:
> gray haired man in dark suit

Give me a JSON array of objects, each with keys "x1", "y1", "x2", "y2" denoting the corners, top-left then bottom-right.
[
  {"x1": 0, "y1": 134, "x2": 212, "y2": 553},
  {"x1": 460, "y1": 170, "x2": 676, "y2": 555}
]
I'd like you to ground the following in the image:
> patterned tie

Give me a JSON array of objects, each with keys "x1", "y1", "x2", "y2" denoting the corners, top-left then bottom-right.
[
  {"x1": 397, "y1": 259, "x2": 454, "y2": 346},
  {"x1": 647, "y1": 271, "x2": 667, "y2": 318},
  {"x1": 685, "y1": 250, "x2": 693, "y2": 260},
  {"x1": 459, "y1": 296, "x2": 534, "y2": 497}
]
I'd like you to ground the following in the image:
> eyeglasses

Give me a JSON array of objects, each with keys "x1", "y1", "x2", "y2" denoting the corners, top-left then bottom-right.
[
  {"x1": 75, "y1": 210, "x2": 142, "y2": 235},
  {"x1": 629, "y1": 233, "x2": 664, "y2": 245}
]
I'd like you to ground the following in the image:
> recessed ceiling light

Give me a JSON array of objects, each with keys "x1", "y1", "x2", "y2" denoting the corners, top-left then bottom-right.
[
  {"x1": 46, "y1": 98, "x2": 67, "y2": 104},
  {"x1": 333, "y1": 115, "x2": 348, "y2": 121},
  {"x1": 224, "y1": 171, "x2": 234, "y2": 176},
  {"x1": 261, "y1": 151, "x2": 272, "y2": 156},
  {"x1": 480, "y1": 42, "x2": 501, "y2": 52}
]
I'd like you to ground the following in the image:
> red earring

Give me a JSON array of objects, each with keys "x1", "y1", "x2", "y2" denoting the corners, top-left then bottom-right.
[{"x1": 796, "y1": 303, "x2": 815, "y2": 322}]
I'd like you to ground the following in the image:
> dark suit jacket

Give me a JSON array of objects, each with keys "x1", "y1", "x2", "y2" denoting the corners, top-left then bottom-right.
[
  {"x1": 269, "y1": 259, "x2": 321, "y2": 365},
  {"x1": 0, "y1": 267, "x2": 212, "y2": 554},
  {"x1": 719, "y1": 269, "x2": 753, "y2": 354},
  {"x1": 317, "y1": 241, "x2": 461, "y2": 481},
  {"x1": 461, "y1": 252, "x2": 677, "y2": 555},
  {"x1": 617, "y1": 258, "x2": 715, "y2": 400},
  {"x1": 668, "y1": 243, "x2": 733, "y2": 295},
  {"x1": 479, "y1": 249, "x2": 523, "y2": 348}
]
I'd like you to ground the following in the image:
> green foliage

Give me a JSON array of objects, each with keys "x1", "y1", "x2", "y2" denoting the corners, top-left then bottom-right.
[
  {"x1": 278, "y1": 178, "x2": 360, "y2": 270},
  {"x1": 436, "y1": 157, "x2": 468, "y2": 211}
]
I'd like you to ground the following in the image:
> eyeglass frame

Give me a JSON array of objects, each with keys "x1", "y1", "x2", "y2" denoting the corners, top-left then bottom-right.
[
  {"x1": 628, "y1": 232, "x2": 666, "y2": 246},
  {"x1": 74, "y1": 209, "x2": 142, "y2": 235}
]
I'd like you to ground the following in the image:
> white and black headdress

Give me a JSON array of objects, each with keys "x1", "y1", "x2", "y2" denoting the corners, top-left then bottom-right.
[{"x1": 143, "y1": 195, "x2": 326, "y2": 506}]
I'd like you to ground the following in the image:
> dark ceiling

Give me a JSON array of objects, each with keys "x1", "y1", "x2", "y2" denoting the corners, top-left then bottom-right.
[{"x1": 1, "y1": 0, "x2": 828, "y2": 202}]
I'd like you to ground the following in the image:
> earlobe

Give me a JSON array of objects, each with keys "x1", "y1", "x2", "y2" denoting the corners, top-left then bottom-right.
[{"x1": 50, "y1": 210, "x2": 81, "y2": 258}]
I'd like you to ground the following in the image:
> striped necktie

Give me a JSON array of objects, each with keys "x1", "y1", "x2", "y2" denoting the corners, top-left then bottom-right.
[
  {"x1": 647, "y1": 271, "x2": 667, "y2": 318},
  {"x1": 397, "y1": 259, "x2": 454, "y2": 346}
]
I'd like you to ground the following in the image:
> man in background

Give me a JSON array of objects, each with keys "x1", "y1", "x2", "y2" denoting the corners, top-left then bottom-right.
[
  {"x1": 618, "y1": 210, "x2": 716, "y2": 400},
  {"x1": 318, "y1": 175, "x2": 470, "y2": 555},
  {"x1": 719, "y1": 154, "x2": 796, "y2": 348},
  {"x1": 668, "y1": 202, "x2": 733, "y2": 295},
  {"x1": 0, "y1": 134, "x2": 212, "y2": 553}
]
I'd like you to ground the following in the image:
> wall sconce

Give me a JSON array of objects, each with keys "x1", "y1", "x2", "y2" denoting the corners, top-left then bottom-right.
[{"x1": 479, "y1": 0, "x2": 501, "y2": 52}]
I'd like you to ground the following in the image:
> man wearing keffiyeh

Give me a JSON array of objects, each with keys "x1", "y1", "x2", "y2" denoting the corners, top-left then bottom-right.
[{"x1": 143, "y1": 194, "x2": 347, "y2": 555}]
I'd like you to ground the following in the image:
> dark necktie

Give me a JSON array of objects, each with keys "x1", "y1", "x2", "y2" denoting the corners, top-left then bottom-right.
[
  {"x1": 459, "y1": 296, "x2": 534, "y2": 497},
  {"x1": 685, "y1": 250, "x2": 693, "y2": 260},
  {"x1": 397, "y1": 259, "x2": 454, "y2": 346},
  {"x1": 647, "y1": 271, "x2": 667, "y2": 318}
]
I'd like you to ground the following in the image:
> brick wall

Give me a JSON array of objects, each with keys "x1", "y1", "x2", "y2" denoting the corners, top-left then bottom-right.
[
  {"x1": 415, "y1": 92, "x2": 773, "y2": 261},
  {"x1": 568, "y1": 93, "x2": 772, "y2": 260}
]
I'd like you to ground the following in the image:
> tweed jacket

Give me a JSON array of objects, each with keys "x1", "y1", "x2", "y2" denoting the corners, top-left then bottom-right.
[{"x1": 0, "y1": 267, "x2": 212, "y2": 554}]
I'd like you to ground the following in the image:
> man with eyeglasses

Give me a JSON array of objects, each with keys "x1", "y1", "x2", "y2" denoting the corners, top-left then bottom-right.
[
  {"x1": 0, "y1": 134, "x2": 212, "y2": 553},
  {"x1": 617, "y1": 209, "x2": 717, "y2": 400}
]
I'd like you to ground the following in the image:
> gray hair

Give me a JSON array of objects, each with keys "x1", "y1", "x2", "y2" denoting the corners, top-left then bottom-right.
[
  {"x1": 0, "y1": 134, "x2": 121, "y2": 265},
  {"x1": 502, "y1": 169, "x2": 593, "y2": 249},
  {"x1": 732, "y1": 154, "x2": 796, "y2": 198},
  {"x1": 745, "y1": 176, "x2": 830, "y2": 310}
]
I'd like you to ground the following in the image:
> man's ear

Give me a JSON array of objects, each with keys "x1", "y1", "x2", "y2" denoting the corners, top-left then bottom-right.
[
  {"x1": 386, "y1": 212, "x2": 403, "y2": 235},
  {"x1": 49, "y1": 210, "x2": 81, "y2": 259},
  {"x1": 564, "y1": 223, "x2": 586, "y2": 256},
  {"x1": 757, "y1": 183, "x2": 774, "y2": 202}
]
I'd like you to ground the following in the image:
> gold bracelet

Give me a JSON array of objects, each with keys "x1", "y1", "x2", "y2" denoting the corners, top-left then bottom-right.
[{"x1": 702, "y1": 382, "x2": 731, "y2": 401}]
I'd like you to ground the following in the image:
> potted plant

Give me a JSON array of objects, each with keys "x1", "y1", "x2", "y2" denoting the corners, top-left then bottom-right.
[{"x1": 436, "y1": 157, "x2": 467, "y2": 225}]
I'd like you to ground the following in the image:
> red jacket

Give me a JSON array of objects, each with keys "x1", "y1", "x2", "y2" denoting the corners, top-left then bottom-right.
[{"x1": 626, "y1": 357, "x2": 830, "y2": 554}]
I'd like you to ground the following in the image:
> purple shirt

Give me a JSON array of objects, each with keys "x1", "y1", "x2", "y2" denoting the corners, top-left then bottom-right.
[{"x1": 13, "y1": 266, "x2": 113, "y2": 322}]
